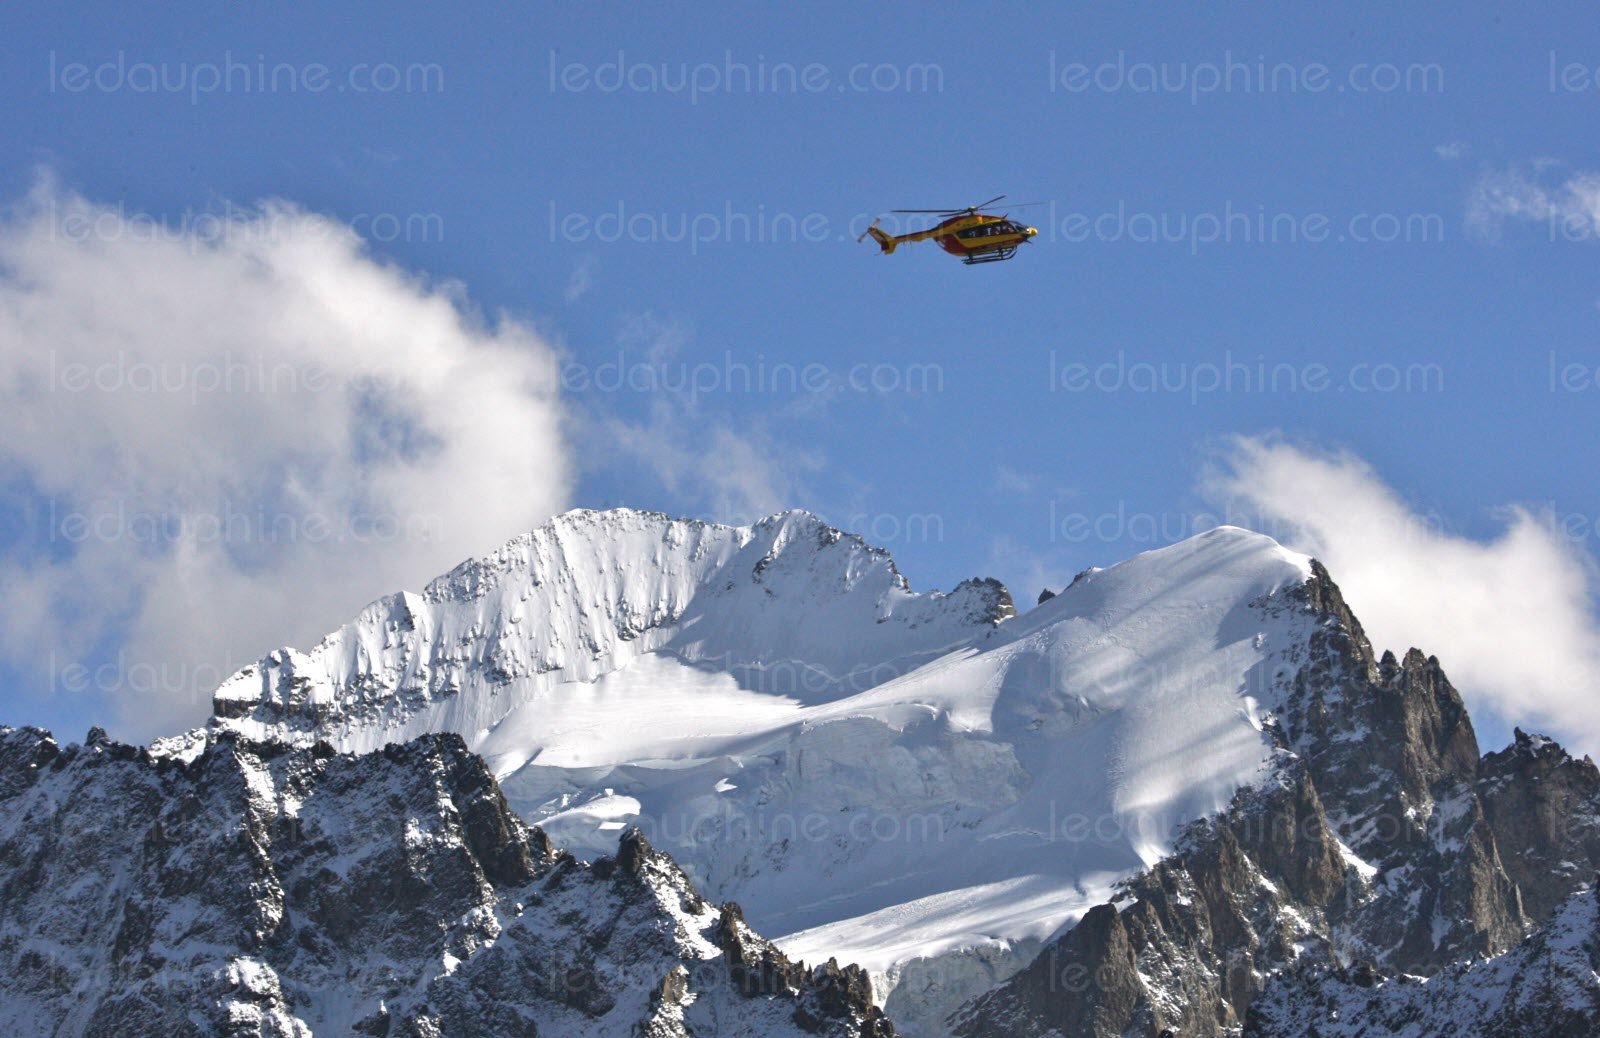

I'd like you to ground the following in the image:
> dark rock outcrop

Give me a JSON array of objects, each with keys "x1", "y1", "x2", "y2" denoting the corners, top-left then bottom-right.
[
  {"x1": 954, "y1": 559, "x2": 1598, "y2": 1036},
  {"x1": 954, "y1": 765, "x2": 1355, "y2": 1037},
  {"x1": 1478, "y1": 728, "x2": 1600, "y2": 924},
  {"x1": 952, "y1": 576, "x2": 1017, "y2": 623},
  {"x1": 0, "y1": 727, "x2": 896, "y2": 1038},
  {"x1": 715, "y1": 901, "x2": 898, "y2": 1036},
  {"x1": 1247, "y1": 887, "x2": 1600, "y2": 1037}
]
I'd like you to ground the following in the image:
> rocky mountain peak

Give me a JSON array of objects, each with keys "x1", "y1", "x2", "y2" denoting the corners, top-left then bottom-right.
[
  {"x1": 0, "y1": 724, "x2": 897, "y2": 1037},
  {"x1": 948, "y1": 555, "x2": 1600, "y2": 1036}
]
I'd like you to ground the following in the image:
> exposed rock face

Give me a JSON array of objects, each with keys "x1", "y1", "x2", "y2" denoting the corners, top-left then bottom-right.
[
  {"x1": 0, "y1": 727, "x2": 895, "y2": 1037},
  {"x1": 953, "y1": 766, "x2": 1355, "y2": 1037},
  {"x1": 1247, "y1": 888, "x2": 1600, "y2": 1037},
  {"x1": 714, "y1": 902, "x2": 898, "y2": 1037},
  {"x1": 1478, "y1": 728, "x2": 1600, "y2": 923},
  {"x1": 1279, "y1": 564, "x2": 1525, "y2": 971},
  {"x1": 952, "y1": 561, "x2": 1600, "y2": 1037}
]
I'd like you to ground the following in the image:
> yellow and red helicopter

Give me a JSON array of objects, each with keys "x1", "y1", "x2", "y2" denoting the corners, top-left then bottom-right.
[{"x1": 858, "y1": 195, "x2": 1042, "y2": 265}]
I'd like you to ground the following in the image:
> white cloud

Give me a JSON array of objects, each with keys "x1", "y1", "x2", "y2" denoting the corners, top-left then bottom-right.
[
  {"x1": 1434, "y1": 140, "x2": 1469, "y2": 161},
  {"x1": 0, "y1": 179, "x2": 571, "y2": 740},
  {"x1": 1207, "y1": 436, "x2": 1600, "y2": 752},
  {"x1": 991, "y1": 465, "x2": 1039, "y2": 497},
  {"x1": 565, "y1": 254, "x2": 598, "y2": 302},
  {"x1": 576, "y1": 314, "x2": 822, "y2": 528},
  {"x1": 595, "y1": 398, "x2": 819, "y2": 528},
  {"x1": 1468, "y1": 163, "x2": 1600, "y2": 240},
  {"x1": 984, "y1": 533, "x2": 1073, "y2": 609}
]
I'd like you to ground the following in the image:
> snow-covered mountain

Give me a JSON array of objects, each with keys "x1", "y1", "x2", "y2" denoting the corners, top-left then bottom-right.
[
  {"x1": 185, "y1": 508, "x2": 1339, "y2": 1031},
  {"x1": 14, "y1": 505, "x2": 1597, "y2": 1036},
  {"x1": 205, "y1": 509, "x2": 1014, "y2": 752}
]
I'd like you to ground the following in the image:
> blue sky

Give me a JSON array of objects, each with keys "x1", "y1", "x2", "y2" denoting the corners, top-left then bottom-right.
[{"x1": 2, "y1": 2, "x2": 1599, "y2": 750}]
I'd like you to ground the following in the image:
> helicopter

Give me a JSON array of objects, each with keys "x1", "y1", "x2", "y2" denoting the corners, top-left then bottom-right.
[{"x1": 858, "y1": 195, "x2": 1042, "y2": 265}]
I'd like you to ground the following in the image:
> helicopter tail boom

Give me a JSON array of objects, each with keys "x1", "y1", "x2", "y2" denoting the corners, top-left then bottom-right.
[{"x1": 858, "y1": 220, "x2": 899, "y2": 254}]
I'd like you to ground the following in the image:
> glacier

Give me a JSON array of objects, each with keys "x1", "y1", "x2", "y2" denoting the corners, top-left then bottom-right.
[{"x1": 183, "y1": 507, "x2": 1330, "y2": 1032}]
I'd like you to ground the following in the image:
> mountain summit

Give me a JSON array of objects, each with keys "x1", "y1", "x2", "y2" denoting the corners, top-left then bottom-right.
[
  {"x1": 207, "y1": 508, "x2": 1015, "y2": 752},
  {"x1": 181, "y1": 510, "x2": 1336, "y2": 1030}
]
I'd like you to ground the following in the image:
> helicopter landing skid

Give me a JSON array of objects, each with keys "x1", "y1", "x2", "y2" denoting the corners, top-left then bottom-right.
[{"x1": 963, "y1": 246, "x2": 1018, "y2": 265}]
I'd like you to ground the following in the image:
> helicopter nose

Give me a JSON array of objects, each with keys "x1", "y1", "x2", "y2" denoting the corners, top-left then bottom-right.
[{"x1": 1025, "y1": 226, "x2": 1038, "y2": 239}]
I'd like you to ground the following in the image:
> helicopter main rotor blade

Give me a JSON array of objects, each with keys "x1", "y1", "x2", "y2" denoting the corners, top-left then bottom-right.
[{"x1": 892, "y1": 195, "x2": 1009, "y2": 214}]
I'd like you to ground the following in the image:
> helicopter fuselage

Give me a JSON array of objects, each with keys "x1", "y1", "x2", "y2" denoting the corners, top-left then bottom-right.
[
  {"x1": 862, "y1": 210, "x2": 1039, "y2": 264},
  {"x1": 929, "y1": 213, "x2": 1038, "y2": 259}
]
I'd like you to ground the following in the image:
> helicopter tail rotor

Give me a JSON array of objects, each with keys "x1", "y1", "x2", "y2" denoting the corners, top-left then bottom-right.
[{"x1": 858, "y1": 219, "x2": 898, "y2": 254}]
